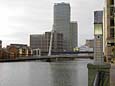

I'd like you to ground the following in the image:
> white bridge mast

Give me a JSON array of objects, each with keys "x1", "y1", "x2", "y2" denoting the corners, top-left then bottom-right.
[{"x1": 48, "y1": 27, "x2": 54, "y2": 56}]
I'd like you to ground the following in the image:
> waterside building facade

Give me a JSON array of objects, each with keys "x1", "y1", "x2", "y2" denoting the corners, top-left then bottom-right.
[{"x1": 103, "y1": 0, "x2": 115, "y2": 61}]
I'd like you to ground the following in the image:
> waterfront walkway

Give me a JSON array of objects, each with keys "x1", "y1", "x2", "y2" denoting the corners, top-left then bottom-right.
[{"x1": 110, "y1": 64, "x2": 115, "y2": 86}]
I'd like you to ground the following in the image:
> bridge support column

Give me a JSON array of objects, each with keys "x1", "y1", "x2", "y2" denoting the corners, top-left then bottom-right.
[{"x1": 87, "y1": 63, "x2": 111, "y2": 86}]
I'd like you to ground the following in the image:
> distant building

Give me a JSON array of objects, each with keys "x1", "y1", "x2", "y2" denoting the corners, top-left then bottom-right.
[
  {"x1": 103, "y1": 0, "x2": 115, "y2": 61},
  {"x1": 30, "y1": 31, "x2": 63, "y2": 55},
  {"x1": 0, "y1": 40, "x2": 9, "y2": 59},
  {"x1": 79, "y1": 45, "x2": 93, "y2": 52},
  {"x1": 53, "y1": 3, "x2": 71, "y2": 51},
  {"x1": 70, "y1": 22, "x2": 78, "y2": 51},
  {"x1": 7, "y1": 44, "x2": 32, "y2": 59},
  {"x1": 30, "y1": 34, "x2": 43, "y2": 50},
  {"x1": 53, "y1": 3, "x2": 78, "y2": 51},
  {"x1": 85, "y1": 39, "x2": 94, "y2": 48},
  {"x1": 0, "y1": 48, "x2": 9, "y2": 59},
  {"x1": 0, "y1": 40, "x2": 2, "y2": 48}
]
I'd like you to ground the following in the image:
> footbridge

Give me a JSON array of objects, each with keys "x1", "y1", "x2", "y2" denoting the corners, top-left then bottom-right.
[{"x1": 0, "y1": 53, "x2": 93, "y2": 62}]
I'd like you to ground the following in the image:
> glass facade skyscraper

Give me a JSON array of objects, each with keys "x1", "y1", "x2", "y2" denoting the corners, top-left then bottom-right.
[
  {"x1": 53, "y1": 3, "x2": 78, "y2": 51},
  {"x1": 53, "y1": 3, "x2": 71, "y2": 51}
]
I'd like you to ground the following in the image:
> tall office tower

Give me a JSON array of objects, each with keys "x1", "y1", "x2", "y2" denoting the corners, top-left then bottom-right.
[
  {"x1": 70, "y1": 22, "x2": 78, "y2": 50},
  {"x1": 94, "y1": 11, "x2": 103, "y2": 64},
  {"x1": 53, "y1": 3, "x2": 71, "y2": 51},
  {"x1": 103, "y1": 0, "x2": 114, "y2": 61}
]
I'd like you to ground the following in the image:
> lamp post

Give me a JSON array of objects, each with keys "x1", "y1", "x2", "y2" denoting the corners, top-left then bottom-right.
[
  {"x1": 94, "y1": 11, "x2": 104, "y2": 65},
  {"x1": 94, "y1": 23, "x2": 103, "y2": 64}
]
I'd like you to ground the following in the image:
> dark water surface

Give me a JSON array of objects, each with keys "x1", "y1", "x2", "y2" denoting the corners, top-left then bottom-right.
[{"x1": 0, "y1": 59, "x2": 93, "y2": 86}]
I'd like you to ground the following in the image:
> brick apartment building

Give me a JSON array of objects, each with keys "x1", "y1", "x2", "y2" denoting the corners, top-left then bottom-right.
[{"x1": 7, "y1": 44, "x2": 32, "y2": 59}]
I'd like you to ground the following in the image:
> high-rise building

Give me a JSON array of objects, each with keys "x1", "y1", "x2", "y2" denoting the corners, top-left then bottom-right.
[
  {"x1": 70, "y1": 22, "x2": 78, "y2": 50},
  {"x1": 53, "y1": 3, "x2": 71, "y2": 51},
  {"x1": 103, "y1": 0, "x2": 115, "y2": 61}
]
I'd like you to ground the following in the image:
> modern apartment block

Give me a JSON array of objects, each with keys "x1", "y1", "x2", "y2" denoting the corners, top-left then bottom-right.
[
  {"x1": 70, "y1": 22, "x2": 78, "y2": 50},
  {"x1": 30, "y1": 31, "x2": 63, "y2": 53},
  {"x1": 103, "y1": 0, "x2": 115, "y2": 60},
  {"x1": 53, "y1": 3, "x2": 78, "y2": 51},
  {"x1": 94, "y1": 11, "x2": 103, "y2": 64}
]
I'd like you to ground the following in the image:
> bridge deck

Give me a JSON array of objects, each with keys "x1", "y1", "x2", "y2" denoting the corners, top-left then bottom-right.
[{"x1": 0, "y1": 54, "x2": 93, "y2": 62}]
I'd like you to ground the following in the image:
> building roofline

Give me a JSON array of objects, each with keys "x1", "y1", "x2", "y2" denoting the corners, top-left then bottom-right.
[{"x1": 54, "y1": 2, "x2": 70, "y2": 6}]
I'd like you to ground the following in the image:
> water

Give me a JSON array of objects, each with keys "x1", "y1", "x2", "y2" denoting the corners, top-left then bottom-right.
[{"x1": 0, "y1": 59, "x2": 93, "y2": 86}]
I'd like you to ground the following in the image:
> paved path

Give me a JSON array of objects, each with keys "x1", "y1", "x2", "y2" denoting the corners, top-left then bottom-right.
[{"x1": 110, "y1": 64, "x2": 115, "y2": 86}]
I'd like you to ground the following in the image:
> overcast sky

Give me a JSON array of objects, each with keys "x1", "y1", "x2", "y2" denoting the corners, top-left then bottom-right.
[{"x1": 0, "y1": 0, "x2": 104, "y2": 47}]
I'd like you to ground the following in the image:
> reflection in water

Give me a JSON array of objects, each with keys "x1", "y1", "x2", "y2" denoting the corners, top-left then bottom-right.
[
  {"x1": 28, "y1": 62, "x2": 52, "y2": 86},
  {"x1": 50, "y1": 61, "x2": 77, "y2": 86},
  {"x1": 0, "y1": 59, "x2": 93, "y2": 86},
  {"x1": 50, "y1": 59, "x2": 93, "y2": 86},
  {"x1": 0, "y1": 62, "x2": 30, "y2": 86}
]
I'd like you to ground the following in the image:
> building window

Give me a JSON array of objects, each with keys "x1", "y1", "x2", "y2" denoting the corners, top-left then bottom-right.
[
  {"x1": 110, "y1": 7, "x2": 114, "y2": 16},
  {"x1": 110, "y1": 0, "x2": 114, "y2": 5},
  {"x1": 110, "y1": 18, "x2": 114, "y2": 26},
  {"x1": 110, "y1": 28, "x2": 114, "y2": 38}
]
